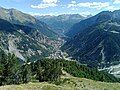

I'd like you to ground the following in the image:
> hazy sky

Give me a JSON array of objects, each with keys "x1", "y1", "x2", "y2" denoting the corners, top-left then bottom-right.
[{"x1": 0, "y1": 0, "x2": 120, "y2": 16}]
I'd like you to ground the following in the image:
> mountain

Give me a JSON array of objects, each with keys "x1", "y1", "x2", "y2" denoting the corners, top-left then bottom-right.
[
  {"x1": 35, "y1": 14, "x2": 88, "y2": 35},
  {"x1": 66, "y1": 11, "x2": 112, "y2": 37},
  {"x1": 0, "y1": 7, "x2": 63, "y2": 61},
  {"x1": 0, "y1": 18, "x2": 56, "y2": 61},
  {"x1": 0, "y1": 7, "x2": 58, "y2": 39},
  {"x1": 61, "y1": 10, "x2": 120, "y2": 69}
]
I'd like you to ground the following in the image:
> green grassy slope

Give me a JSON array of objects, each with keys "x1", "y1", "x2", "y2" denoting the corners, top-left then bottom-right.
[{"x1": 0, "y1": 77, "x2": 120, "y2": 90}]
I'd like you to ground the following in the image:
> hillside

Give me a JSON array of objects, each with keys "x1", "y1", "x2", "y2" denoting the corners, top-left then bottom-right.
[
  {"x1": 0, "y1": 52, "x2": 119, "y2": 90},
  {"x1": 66, "y1": 10, "x2": 120, "y2": 37},
  {"x1": 62, "y1": 10, "x2": 120, "y2": 68},
  {"x1": 0, "y1": 18, "x2": 63, "y2": 61},
  {"x1": 0, "y1": 77, "x2": 120, "y2": 90},
  {"x1": 0, "y1": 7, "x2": 64, "y2": 61},
  {"x1": 0, "y1": 7, "x2": 58, "y2": 39}
]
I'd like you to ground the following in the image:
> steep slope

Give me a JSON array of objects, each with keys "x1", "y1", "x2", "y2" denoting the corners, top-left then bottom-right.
[
  {"x1": 0, "y1": 7, "x2": 58, "y2": 39},
  {"x1": 0, "y1": 7, "x2": 65, "y2": 61},
  {"x1": 62, "y1": 10, "x2": 120, "y2": 68},
  {"x1": 0, "y1": 19, "x2": 62, "y2": 61},
  {"x1": 35, "y1": 14, "x2": 87, "y2": 35},
  {"x1": 66, "y1": 11, "x2": 112, "y2": 37}
]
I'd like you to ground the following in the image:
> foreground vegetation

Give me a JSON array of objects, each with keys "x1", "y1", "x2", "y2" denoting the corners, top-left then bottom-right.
[
  {"x1": 0, "y1": 51, "x2": 62, "y2": 85},
  {"x1": 0, "y1": 77, "x2": 120, "y2": 90},
  {"x1": 0, "y1": 51, "x2": 119, "y2": 89}
]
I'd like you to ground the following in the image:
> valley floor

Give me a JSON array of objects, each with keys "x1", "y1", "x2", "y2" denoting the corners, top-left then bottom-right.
[{"x1": 0, "y1": 77, "x2": 120, "y2": 90}]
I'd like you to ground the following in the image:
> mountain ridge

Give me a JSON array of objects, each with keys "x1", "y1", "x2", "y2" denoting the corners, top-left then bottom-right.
[
  {"x1": 66, "y1": 10, "x2": 120, "y2": 37},
  {"x1": 62, "y1": 10, "x2": 120, "y2": 69},
  {"x1": 35, "y1": 14, "x2": 89, "y2": 36},
  {"x1": 0, "y1": 7, "x2": 63, "y2": 61},
  {"x1": 0, "y1": 7, "x2": 58, "y2": 39}
]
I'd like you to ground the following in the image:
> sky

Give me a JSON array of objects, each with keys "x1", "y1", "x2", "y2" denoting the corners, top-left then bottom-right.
[{"x1": 0, "y1": 0, "x2": 120, "y2": 16}]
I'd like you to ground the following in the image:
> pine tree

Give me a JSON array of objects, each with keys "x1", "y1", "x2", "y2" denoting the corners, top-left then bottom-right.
[
  {"x1": 7, "y1": 53, "x2": 20, "y2": 84},
  {"x1": 22, "y1": 59, "x2": 31, "y2": 83},
  {"x1": 41, "y1": 60, "x2": 62, "y2": 81},
  {"x1": 36, "y1": 61, "x2": 43, "y2": 82},
  {"x1": 0, "y1": 51, "x2": 8, "y2": 85},
  {"x1": 0, "y1": 62, "x2": 3, "y2": 85},
  {"x1": 49, "y1": 61, "x2": 62, "y2": 81}
]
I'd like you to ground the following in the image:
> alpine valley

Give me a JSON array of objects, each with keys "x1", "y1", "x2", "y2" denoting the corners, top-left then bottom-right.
[
  {"x1": 35, "y1": 14, "x2": 91, "y2": 36},
  {"x1": 1, "y1": 6, "x2": 120, "y2": 90},
  {"x1": 1, "y1": 6, "x2": 120, "y2": 76}
]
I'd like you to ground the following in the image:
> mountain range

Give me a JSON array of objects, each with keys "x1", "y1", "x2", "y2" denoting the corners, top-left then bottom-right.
[
  {"x1": 35, "y1": 14, "x2": 91, "y2": 36},
  {"x1": 1, "y1": 6, "x2": 120, "y2": 78},
  {"x1": 0, "y1": 7, "x2": 58, "y2": 39}
]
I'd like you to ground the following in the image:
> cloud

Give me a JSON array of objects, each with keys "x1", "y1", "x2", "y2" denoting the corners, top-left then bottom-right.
[
  {"x1": 71, "y1": 1, "x2": 76, "y2": 4},
  {"x1": 113, "y1": 0, "x2": 120, "y2": 4},
  {"x1": 42, "y1": 0, "x2": 58, "y2": 4},
  {"x1": 71, "y1": 8, "x2": 78, "y2": 10},
  {"x1": 31, "y1": 0, "x2": 58, "y2": 9},
  {"x1": 68, "y1": 2, "x2": 110, "y2": 9},
  {"x1": 105, "y1": 6, "x2": 119, "y2": 11},
  {"x1": 31, "y1": 3, "x2": 57, "y2": 9}
]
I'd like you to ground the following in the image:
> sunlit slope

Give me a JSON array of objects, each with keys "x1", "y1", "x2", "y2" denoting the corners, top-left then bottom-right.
[{"x1": 0, "y1": 77, "x2": 120, "y2": 90}]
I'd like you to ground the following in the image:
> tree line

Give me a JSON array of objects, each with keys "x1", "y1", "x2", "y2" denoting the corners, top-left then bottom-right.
[
  {"x1": 0, "y1": 51, "x2": 119, "y2": 86},
  {"x1": 0, "y1": 51, "x2": 62, "y2": 85}
]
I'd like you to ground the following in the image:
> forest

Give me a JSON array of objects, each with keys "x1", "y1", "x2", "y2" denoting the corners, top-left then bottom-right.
[{"x1": 0, "y1": 51, "x2": 119, "y2": 86}]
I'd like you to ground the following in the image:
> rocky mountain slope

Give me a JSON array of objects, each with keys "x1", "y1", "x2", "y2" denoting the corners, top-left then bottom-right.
[
  {"x1": 66, "y1": 10, "x2": 120, "y2": 37},
  {"x1": 0, "y1": 7, "x2": 64, "y2": 61},
  {"x1": 62, "y1": 10, "x2": 120, "y2": 69},
  {"x1": 0, "y1": 7, "x2": 58, "y2": 39},
  {"x1": 35, "y1": 14, "x2": 88, "y2": 35}
]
